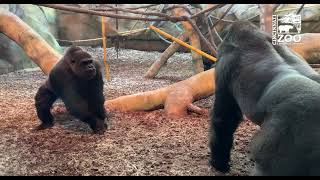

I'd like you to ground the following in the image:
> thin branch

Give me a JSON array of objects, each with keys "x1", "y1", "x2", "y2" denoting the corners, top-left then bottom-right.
[
  {"x1": 206, "y1": 18, "x2": 218, "y2": 51},
  {"x1": 91, "y1": 5, "x2": 173, "y2": 20},
  {"x1": 190, "y1": 4, "x2": 225, "y2": 19},
  {"x1": 296, "y1": 4, "x2": 305, "y2": 14},
  {"x1": 185, "y1": 16, "x2": 217, "y2": 56},
  {"x1": 127, "y1": 4, "x2": 160, "y2": 10},
  {"x1": 208, "y1": 15, "x2": 235, "y2": 23},
  {"x1": 39, "y1": 4, "x2": 230, "y2": 27},
  {"x1": 197, "y1": 4, "x2": 235, "y2": 53},
  {"x1": 210, "y1": 4, "x2": 234, "y2": 28},
  {"x1": 38, "y1": 4, "x2": 180, "y2": 22},
  {"x1": 130, "y1": 6, "x2": 151, "y2": 31},
  {"x1": 164, "y1": 4, "x2": 192, "y2": 14},
  {"x1": 207, "y1": 15, "x2": 222, "y2": 44},
  {"x1": 213, "y1": 27, "x2": 222, "y2": 43}
]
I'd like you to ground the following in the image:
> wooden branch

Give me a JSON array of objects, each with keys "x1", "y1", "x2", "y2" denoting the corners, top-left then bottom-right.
[
  {"x1": 171, "y1": 8, "x2": 205, "y2": 73},
  {"x1": 91, "y1": 5, "x2": 173, "y2": 20},
  {"x1": 190, "y1": 4, "x2": 225, "y2": 18},
  {"x1": 187, "y1": 104, "x2": 209, "y2": 115},
  {"x1": 208, "y1": 15, "x2": 235, "y2": 23},
  {"x1": 164, "y1": 4, "x2": 192, "y2": 14},
  {"x1": 206, "y1": 17, "x2": 218, "y2": 51},
  {"x1": 0, "y1": 10, "x2": 61, "y2": 75},
  {"x1": 213, "y1": 27, "x2": 222, "y2": 43},
  {"x1": 144, "y1": 32, "x2": 189, "y2": 78},
  {"x1": 38, "y1": 4, "x2": 176, "y2": 22},
  {"x1": 106, "y1": 69, "x2": 215, "y2": 117},
  {"x1": 210, "y1": 4, "x2": 234, "y2": 29},
  {"x1": 296, "y1": 4, "x2": 305, "y2": 14},
  {"x1": 185, "y1": 17, "x2": 217, "y2": 56},
  {"x1": 127, "y1": 4, "x2": 161, "y2": 10},
  {"x1": 39, "y1": 4, "x2": 223, "y2": 23},
  {"x1": 202, "y1": 4, "x2": 234, "y2": 50}
]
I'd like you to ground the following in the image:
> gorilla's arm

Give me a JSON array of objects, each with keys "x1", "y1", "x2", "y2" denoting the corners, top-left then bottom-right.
[
  {"x1": 87, "y1": 62, "x2": 106, "y2": 120},
  {"x1": 210, "y1": 50, "x2": 243, "y2": 173},
  {"x1": 60, "y1": 85, "x2": 105, "y2": 134},
  {"x1": 210, "y1": 90, "x2": 243, "y2": 172}
]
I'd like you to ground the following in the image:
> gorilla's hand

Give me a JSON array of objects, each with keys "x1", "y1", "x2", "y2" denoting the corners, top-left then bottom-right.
[{"x1": 90, "y1": 119, "x2": 107, "y2": 135}]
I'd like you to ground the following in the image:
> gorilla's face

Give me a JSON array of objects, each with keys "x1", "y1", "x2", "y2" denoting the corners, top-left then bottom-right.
[
  {"x1": 68, "y1": 48, "x2": 97, "y2": 80},
  {"x1": 74, "y1": 57, "x2": 97, "y2": 80}
]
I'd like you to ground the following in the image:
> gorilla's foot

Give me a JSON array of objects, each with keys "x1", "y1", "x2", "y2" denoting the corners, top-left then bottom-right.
[{"x1": 34, "y1": 122, "x2": 54, "y2": 131}]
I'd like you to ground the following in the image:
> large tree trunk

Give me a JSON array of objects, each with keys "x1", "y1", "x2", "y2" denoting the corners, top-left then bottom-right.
[
  {"x1": 0, "y1": 10, "x2": 61, "y2": 75},
  {"x1": 1, "y1": 10, "x2": 320, "y2": 117}
]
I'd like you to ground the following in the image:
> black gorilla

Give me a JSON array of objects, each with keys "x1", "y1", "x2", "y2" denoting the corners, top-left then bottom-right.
[
  {"x1": 209, "y1": 21, "x2": 320, "y2": 176},
  {"x1": 35, "y1": 46, "x2": 107, "y2": 134}
]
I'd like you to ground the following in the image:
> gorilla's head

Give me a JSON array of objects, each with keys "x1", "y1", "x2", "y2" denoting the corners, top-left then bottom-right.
[
  {"x1": 221, "y1": 21, "x2": 271, "y2": 44},
  {"x1": 218, "y1": 21, "x2": 273, "y2": 54},
  {"x1": 65, "y1": 46, "x2": 97, "y2": 80}
]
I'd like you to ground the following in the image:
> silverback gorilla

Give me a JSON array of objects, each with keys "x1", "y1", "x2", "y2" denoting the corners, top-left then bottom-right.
[
  {"x1": 209, "y1": 21, "x2": 320, "y2": 176},
  {"x1": 35, "y1": 46, "x2": 107, "y2": 134}
]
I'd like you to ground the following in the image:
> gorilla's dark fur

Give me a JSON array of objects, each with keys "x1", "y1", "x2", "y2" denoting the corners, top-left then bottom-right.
[
  {"x1": 209, "y1": 21, "x2": 320, "y2": 175},
  {"x1": 35, "y1": 46, "x2": 107, "y2": 134}
]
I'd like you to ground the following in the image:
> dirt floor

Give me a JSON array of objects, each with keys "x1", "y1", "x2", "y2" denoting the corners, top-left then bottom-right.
[{"x1": 0, "y1": 47, "x2": 264, "y2": 176}]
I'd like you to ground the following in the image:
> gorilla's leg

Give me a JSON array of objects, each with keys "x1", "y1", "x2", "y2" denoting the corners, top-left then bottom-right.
[
  {"x1": 209, "y1": 90, "x2": 243, "y2": 173},
  {"x1": 35, "y1": 84, "x2": 57, "y2": 130},
  {"x1": 61, "y1": 87, "x2": 106, "y2": 134}
]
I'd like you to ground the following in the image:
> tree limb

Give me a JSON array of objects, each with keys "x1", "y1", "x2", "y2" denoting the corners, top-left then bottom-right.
[
  {"x1": 38, "y1": 4, "x2": 177, "y2": 22},
  {"x1": 187, "y1": 104, "x2": 209, "y2": 115},
  {"x1": 0, "y1": 10, "x2": 61, "y2": 75}
]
